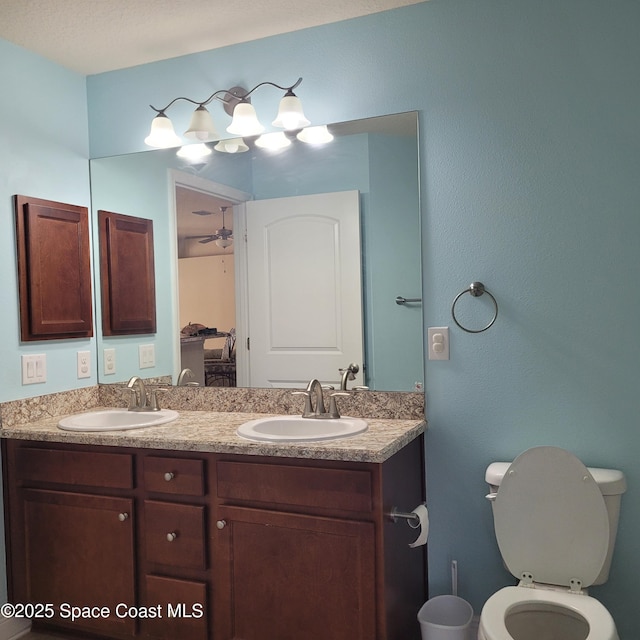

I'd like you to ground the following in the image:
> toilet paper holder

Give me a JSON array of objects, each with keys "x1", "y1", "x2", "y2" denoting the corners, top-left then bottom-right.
[{"x1": 388, "y1": 505, "x2": 423, "y2": 528}]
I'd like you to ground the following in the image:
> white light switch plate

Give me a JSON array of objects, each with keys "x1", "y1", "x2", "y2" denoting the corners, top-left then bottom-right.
[
  {"x1": 139, "y1": 344, "x2": 155, "y2": 369},
  {"x1": 428, "y1": 327, "x2": 450, "y2": 360},
  {"x1": 22, "y1": 354, "x2": 47, "y2": 384}
]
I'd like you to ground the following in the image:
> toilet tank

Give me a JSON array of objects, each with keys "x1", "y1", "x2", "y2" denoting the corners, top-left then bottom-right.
[{"x1": 485, "y1": 461, "x2": 627, "y2": 585}]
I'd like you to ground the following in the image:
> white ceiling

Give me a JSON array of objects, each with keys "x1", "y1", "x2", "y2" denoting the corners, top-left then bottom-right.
[{"x1": 0, "y1": 0, "x2": 424, "y2": 75}]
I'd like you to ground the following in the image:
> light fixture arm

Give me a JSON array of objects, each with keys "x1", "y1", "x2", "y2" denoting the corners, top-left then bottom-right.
[
  {"x1": 149, "y1": 78, "x2": 303, "y2": 115},
  {"x1": 149, "y1": 89, "x2": 234, "y2": 114},
  {"x1": 239, "y1": 77, "x2": 303, "y2": 101}
]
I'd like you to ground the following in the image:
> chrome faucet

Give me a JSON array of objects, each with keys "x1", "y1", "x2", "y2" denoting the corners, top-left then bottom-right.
[
  {"x1": 307, "y1": 378, "x2": 326, "y2": 416},
  {"x1": 292, "y1": 378, "x2": 328, "y2": 418},
  {"x1": 339, "y1": 363, "x2": 359, "y2": 390},
  {"x1": 126, "y1": 376, "x2": 148, "y2": 411},
  {"x1": 177, "y1": 368, "x2": 199, "y2": 386}
]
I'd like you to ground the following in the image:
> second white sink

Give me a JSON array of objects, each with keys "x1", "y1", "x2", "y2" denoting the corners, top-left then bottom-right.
[
  {"x1": 237, "y1": 415, "x2": 368, "y2": 442},
  {"x1": 58, "y1": 409, "x2": 179, "y2": 432}
]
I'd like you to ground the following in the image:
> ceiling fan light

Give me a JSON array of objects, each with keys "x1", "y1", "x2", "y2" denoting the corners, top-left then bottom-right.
[
  {"x1": 227, "y1": 102, "x2": 265, "y2": 136},
  {"x1": 184, "y1": 105, "x2": 218, "y2": 141},
  {"x1": 215, "y1": 237, "x2": 233, "y2": 249},
  {"x1": 272, "y1": 94, "x2": 310, "y2": 130},
  {"x1": 255, "y1": 131, "x2": 291, "y2": 151},
  {"x1": 214, "y1": 137, "x2": 249, "y2": 153},
  {"x1": 296, "y1": 125, "x2": 334, "y2": 145},
  {"x1": 144, "y1": 113, "x2": 182, "y2": 148}
]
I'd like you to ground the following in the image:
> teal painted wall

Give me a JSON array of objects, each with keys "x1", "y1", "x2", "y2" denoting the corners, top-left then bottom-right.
[
  {"x1": 0, "y1": 0, "x2": 638, "y2": 636},
  {"x1": 0, "y1": 38, "x2": 91, "y2": 604},
  {"x1": 0, "y1": 38, "x2": 93, "y2": 402},
  {"x1": 86, "y1": 2, "x2": 640, "y2": 636}
]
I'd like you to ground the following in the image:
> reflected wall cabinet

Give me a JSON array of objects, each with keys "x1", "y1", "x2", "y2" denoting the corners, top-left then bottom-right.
[
  {"x1": 98, "y1": 210, "x2": 157, "y2": 336},
  {"x1": 14, "y1": 195, "x2": 93, "y2": 341}
]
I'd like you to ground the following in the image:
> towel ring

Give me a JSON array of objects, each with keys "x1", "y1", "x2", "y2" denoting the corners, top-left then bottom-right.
[{"x1": 451, "y1": 282, "x2": 498, "y2": 333}]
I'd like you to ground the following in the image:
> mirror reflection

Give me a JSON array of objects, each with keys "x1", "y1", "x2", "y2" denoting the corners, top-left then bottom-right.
[{"x1": 90, "y1": 111, "x2": 423, "y2": 391}]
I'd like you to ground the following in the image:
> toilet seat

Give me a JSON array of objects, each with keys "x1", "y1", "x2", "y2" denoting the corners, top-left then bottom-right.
[
  {"x1": 493, "y1": 446, "x2": 609, "y2": 589},
  {"x1": 479, "y1": 586, "x2": 619, "y2": 640}
]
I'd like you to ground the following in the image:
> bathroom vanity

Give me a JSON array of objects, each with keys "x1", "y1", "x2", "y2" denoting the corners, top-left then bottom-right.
[{"x1": 1, "y1": 406, "x2": 426, "y2": 640}]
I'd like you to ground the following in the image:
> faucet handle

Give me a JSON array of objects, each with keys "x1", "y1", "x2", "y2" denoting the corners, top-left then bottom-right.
[
  {"x1": 125, "y1": 388, "x2": 138, "y2": 410},
  {"x1": 328, "y1": 392, "x2": 350, "y2": 419},
  {"x1": 291, "y1": 390, "x2": 313, "y2": 418},
  {"x1": 149, "y1": 387, "x2": 168, "y2": 411}
]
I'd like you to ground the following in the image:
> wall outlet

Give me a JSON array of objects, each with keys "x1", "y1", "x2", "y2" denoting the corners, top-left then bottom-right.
[
  {"x1": 104, "y1": 348, "x2": 116, "y2": 375},
  {"x1": 427, "y1": 327, "x2": 450, "y2": 360},
  {"x1": 139, "y1": 344, "x2": 155, "y2": 369},
  {"x1": 21, "y1": 354, "x2": 47, "y2": 384},
  {"x1": 77, "y1": 350, "x2": 91, "y2": 379}
]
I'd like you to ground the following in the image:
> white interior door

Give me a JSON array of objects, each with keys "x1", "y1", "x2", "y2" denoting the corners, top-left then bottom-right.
[{"x1": 245, "y1": 191, "x2": 363, "y2": 388}]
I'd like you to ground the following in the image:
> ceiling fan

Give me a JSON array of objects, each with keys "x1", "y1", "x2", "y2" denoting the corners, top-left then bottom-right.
[{"x1": 187, "y1": 206, "x2": 233, "y2": 248}]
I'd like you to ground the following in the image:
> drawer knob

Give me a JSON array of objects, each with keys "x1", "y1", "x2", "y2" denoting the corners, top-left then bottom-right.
[
  {"x1": 164, "y1": 472, "x2": 175, "y2": 481},
  {"x1": 166, "y1": 532, "x2": 178, "y2": 542},
  {"x1": 118, "y1": 512, "x2": 129, "y2": 522},
  {"x1": 216, "y1": 520, "x2": 227, "y2": 530}
]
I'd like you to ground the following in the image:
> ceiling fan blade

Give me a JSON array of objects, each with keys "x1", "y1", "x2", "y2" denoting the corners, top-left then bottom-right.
[
  {"x1": 192, "y1": 210, "x2": 214, "y2": 216},
  {"x1": 198, "y1": 236, "x2": 216, "y2": 244}
]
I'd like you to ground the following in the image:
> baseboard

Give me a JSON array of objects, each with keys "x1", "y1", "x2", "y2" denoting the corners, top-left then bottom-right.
[{"x1": 0, "y1": 614, "x2": 31, "y2": 640}]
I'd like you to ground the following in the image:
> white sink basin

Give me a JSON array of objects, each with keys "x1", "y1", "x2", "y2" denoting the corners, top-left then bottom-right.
[
  {"x1": 237, "y1": 415, "x2": 368, "y2": 442},
  {"x1": 58, "y1": 409, "x2": 179, "y2": 432}
]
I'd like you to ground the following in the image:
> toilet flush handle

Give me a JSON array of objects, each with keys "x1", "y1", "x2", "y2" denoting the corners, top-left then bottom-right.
[{"x1": 485, "y1": 492, "x2": 498, "y2": 502}]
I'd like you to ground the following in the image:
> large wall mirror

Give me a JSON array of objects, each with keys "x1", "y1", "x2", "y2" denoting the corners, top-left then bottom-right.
[{"x1": 90, "y1": 111, "x2": 423, "y2": 391}]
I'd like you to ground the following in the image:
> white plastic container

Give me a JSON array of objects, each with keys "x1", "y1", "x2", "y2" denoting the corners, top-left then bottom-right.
[{"x1": 418, "y1": 595, "x2": 474, "y2": 640}]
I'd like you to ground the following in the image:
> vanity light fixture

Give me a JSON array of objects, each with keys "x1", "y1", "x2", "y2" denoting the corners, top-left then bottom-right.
[
  {"x1": 176, "y1": 143, "x2": 212, "y2": 160},
  {"x1": 213, "y1": 138, "x2": 249, "y2": 153},
  {"x1": 144, "y1": 78, "x2": 309, "y2": 148},
  {"x1": 255, "y1": 131, "x2": 292, "y2": 151},
  {"x1": 297, "y1": 125, "x2": 334, "y2": 145}
]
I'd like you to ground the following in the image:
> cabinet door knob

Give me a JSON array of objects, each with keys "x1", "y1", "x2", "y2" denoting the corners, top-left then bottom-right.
[
  {"x1": 118, "y1": 512, "x2": 129, "y2": 522},
  {"x1": 164, "y1": 472, "x2": 175, "y2": 481},
  {"x1": 166, "y1": 532, "x2": 178, "y2": 542},
  {"x1": 216, "y1": 520, "x2": 227, "y2": 530}
]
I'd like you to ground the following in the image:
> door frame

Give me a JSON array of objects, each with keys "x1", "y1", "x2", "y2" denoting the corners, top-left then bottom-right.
[{"x1": 169, "y1": 170, "x2": 251, "y2": 384}]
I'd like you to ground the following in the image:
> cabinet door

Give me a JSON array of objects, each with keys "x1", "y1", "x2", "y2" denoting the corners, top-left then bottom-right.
[
  {"x1": 14, "y1": 195, "x2": 93, "y2": 340},
  {"x1": 142, "y1": 575, "x2": 208, "y2": 640},
  {"x1": 22, "y1": 489, "x2": 136, "y2": 637},
  {"x1": 215, "y1": 506, "x2": 376, "y2": 640},
  {"x1": 98, "y1": 209, "x2": 156, "y2": 335}
]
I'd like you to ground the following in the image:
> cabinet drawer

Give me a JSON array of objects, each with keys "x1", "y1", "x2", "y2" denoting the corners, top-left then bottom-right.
[
  {"x1": 142, "y1": 575, "x2": 207, "y2": 640},
  {"x1": 16, "y1": 447, "x2": 133, "y2": 489},
  {"x1": 143, "y1": 456, "x2": 205, "y2": 496},
  {"x1": 217, "y1": 461, "x2": 373, "y2": 513},
  {"x1": 144, "y1": 501, "x2": 206, "y2": 569}
]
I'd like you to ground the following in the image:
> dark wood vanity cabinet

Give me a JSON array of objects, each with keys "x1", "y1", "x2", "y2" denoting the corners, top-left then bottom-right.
[
  {"x1": 3, "y1": 445, "x2": 136, "y2": 638},
  {"x1": 2, "y1": 436, "x2": 426, "y2": 640}
]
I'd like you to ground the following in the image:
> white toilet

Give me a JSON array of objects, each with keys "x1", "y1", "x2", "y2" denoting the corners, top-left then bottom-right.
[{"x1": 478, "y1": 446, "x2": 626, "y2": 640}]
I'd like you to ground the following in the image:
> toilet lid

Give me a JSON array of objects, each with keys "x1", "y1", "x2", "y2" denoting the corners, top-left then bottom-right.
[{"x1": 493, "y1": 446, "x2": 609, "y2": 589}]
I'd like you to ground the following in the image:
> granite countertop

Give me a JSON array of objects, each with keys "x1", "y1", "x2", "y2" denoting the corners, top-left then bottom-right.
[{"x1": 0, "y1": 409, "x2": 425, "y2": 463}]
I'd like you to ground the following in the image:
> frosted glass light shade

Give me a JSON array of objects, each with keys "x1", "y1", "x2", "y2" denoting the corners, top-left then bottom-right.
[
  {"x1": 176, "y1": 143, "x2": 212, "y2": 160},
  {"x1": 215, "y1": 237, "x2": 233, "y2": 248},
  {"x1": 227, "y1": 102, "x2": 265, "y2": 136},
  {"x1": 297, "y1": 125, "x2": 334, "y2": 145},
  {"x1": 214, "y1": 138, "x2": 249, "y2": 153},
  {"x1": 255, "y1": 132, "x2": 291, "y2": 151},
  {"x1": 272, "y1": 94, "x2": 310, "y2": 130},
  {"x1": 144, "y1": 114, "x2": 182, "y2": 148},
  {"x1": 184, "y1": 106, "x2": 217, "y2": 141}
]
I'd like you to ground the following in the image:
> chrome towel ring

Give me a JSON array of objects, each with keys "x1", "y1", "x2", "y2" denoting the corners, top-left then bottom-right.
[{"x1": 451, "y1": 282, "x2": 498, "y2": 333}]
